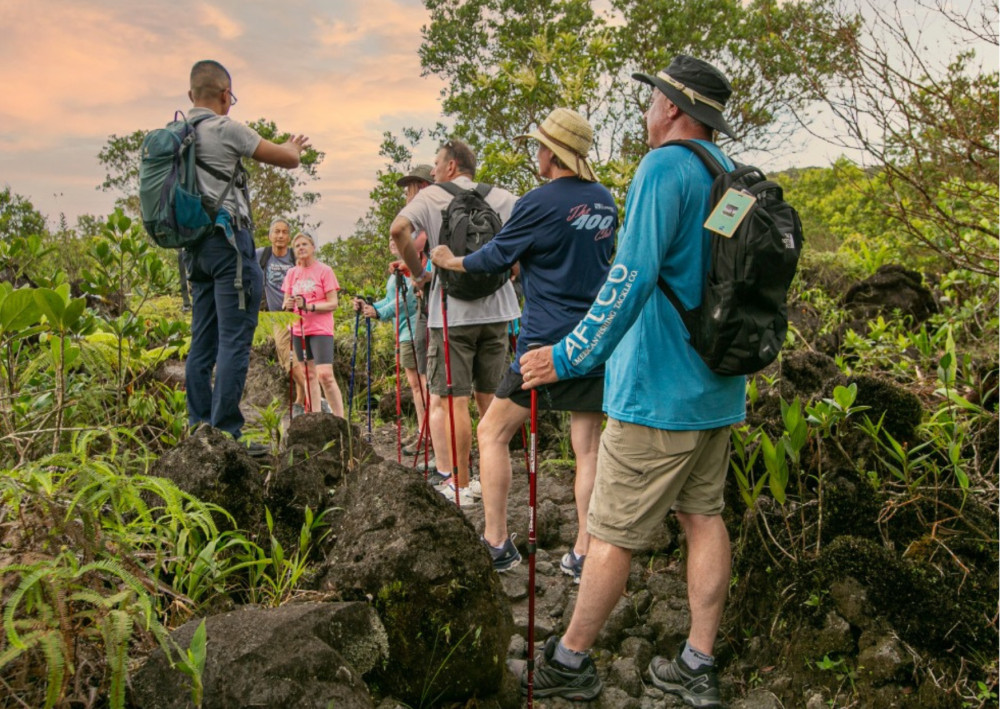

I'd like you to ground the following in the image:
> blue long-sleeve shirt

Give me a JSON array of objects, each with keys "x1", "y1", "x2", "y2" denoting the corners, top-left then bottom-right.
[
  {"x1": 550, "y1": 143, "x2": 746, "y2": 430},
  {"x1": 463, "y1": 176, "x2": 617, "y2": 376}
]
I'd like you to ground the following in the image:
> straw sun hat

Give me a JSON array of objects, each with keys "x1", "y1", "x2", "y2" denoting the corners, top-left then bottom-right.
[{"x1": 516, "y1": 108, "x2": 598, "y2": 182}]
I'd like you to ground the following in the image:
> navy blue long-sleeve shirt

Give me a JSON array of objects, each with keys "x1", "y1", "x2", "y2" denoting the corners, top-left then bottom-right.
[{"x1": 463, "y1": 176, "x2": 617, "y2": 375}]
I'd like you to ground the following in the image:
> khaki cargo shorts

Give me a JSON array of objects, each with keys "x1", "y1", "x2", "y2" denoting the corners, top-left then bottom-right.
[
  {"x1": 587, "y1": 418, "x2": 731, "y2": 550},
  {"x1": 271, "y1": 321, "x2": 294, "y2": 372}
]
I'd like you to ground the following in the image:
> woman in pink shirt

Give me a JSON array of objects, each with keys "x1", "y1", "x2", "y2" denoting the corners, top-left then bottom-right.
[{"x1": 281, "y1": 232, "x2": 345, "y2": 416}]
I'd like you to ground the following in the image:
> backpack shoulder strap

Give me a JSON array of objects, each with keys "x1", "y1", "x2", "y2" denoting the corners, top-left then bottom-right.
[
  {"x1": 435, "y1": 182, "x2": 465, "y2": 198},
  {"x1": 474, "y1": 183, "x2": 493, "y2": 199},
  {"x1": 259, "y1": 246, "x2": 273, "y2": 270},
  {"x1": 660, "y1": 139, "x2": 727, "y2": 178}
]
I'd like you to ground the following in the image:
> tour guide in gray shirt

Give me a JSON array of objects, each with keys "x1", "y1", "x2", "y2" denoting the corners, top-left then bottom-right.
[
  {"x1": 390, "y1": 139, "x2": 520, "y2": 503},
  {"x1": 182, "y1": 59, "x2": 310, "y2": 455}
]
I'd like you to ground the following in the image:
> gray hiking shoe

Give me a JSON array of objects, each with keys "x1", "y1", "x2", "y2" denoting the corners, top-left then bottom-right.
[
  {"x1": 560, "y1": 549, "x2": 585, "y2": 584},
  {"x1": 648, "y1": 649, "x2": 721, "y2": 708},
  {"x1": 520, "y1": 636, "x2": 602, "y2": 700},
  {"x1": 482, "y1": 535, "x2": 521, "y2": 572}
]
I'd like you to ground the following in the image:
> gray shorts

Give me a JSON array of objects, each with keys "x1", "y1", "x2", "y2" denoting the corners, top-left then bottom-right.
[
  {"x1": 428, "y1": 322, "x2": 508, "y2": 397},
  {"x1": 293, "y1": 334, "x2": 335, "y2": 365}
]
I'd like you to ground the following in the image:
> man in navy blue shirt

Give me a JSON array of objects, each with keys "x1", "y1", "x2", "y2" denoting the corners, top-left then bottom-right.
[{"x1": 431, "y1": 108, "x2": 617, "y2": 581}]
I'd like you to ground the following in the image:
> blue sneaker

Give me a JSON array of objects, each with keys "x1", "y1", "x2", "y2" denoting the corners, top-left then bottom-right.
[
  {"x1": 560, "y1": 549, "x2": 585, "y2": 584},
  {"x1": 482, "y1": 535, "x2": 521, "y2": 572}
]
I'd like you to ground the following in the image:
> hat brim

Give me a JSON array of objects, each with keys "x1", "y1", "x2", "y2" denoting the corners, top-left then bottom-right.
[
  {"x1": 396, "y1": 176, "x2": 431, "y2": 187},
  {"x1": 632, "y1": 72, "x2": 735, "y2": 140},
  {"x1": 515, "y1": 130, "x2": 598, "y2": 182}
]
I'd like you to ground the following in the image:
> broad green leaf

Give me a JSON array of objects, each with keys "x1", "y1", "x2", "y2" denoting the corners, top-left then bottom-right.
[
  {"x1": 33, "y1": 288, "x2": 66, "y2": 325},
  {"x1": 0, "y1": 288, "x2": 42, "y2": 332}
]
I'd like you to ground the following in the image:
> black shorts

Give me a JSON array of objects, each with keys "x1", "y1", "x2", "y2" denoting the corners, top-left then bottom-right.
[{"x1": 494, "y1": 368, "x2": 604, "y2": 412}]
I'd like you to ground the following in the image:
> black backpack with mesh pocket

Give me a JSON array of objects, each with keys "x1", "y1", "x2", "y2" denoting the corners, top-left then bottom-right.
[
  {"x1": 657, "y1": 139, "x2": 803, "y2": 376},
  {"x1": 435, "y1": 182, "x2": 508, "y2": 301}
]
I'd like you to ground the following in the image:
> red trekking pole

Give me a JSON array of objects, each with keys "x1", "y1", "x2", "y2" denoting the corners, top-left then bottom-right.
[
  {"x1": 394, "y1": 270, "x2": 403, "y2": 464},
  {"x1": 509, "y1": 324, "x2": 531, "y2": 472},
  {"x1": 526, "y1": 342, "x2": 540, "y2": 707},
  {"x1": 399, "y1": 274, "x2": 431, "y2": 477},
  {"x1": 441, "y1": 287, "x2": 461, "y2": 506},
  {"x1": 288, "y1": 324, "x2": 295, "y2": 420},
  {"x1": 297, "y1": 299, "x2": 312, "y2": 412}
]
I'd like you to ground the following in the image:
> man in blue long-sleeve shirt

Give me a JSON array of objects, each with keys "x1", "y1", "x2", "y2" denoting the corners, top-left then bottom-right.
[
  {"x1": 518, "y1": 57, "x2": 746, "y2": 707},
  {"x1": 431, "y1": 108, "x2": 617, "y2": 582}
]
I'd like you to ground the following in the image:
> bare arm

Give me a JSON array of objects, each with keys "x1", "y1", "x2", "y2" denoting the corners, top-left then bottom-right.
[
  {"x1": 252, "y1": 134, "x2": 310, "y2": 169},
  {"x1": 430, "y1": 245, "x2": 466, "y2": 272},
  {"x1": 390, "y1": 215, "x2": 424, "y2": 279}
]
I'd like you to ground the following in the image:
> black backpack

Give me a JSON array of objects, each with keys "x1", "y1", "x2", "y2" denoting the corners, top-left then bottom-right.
[
  {"x1": 435, "y1": 182, "x2": 508, "y2": 301},
  {"x1": 657, "y1": 140, "x2": 803, "y2": 376}
]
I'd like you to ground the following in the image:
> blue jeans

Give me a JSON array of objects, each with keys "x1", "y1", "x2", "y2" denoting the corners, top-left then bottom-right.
[{"x1": 184, "y1": 223, "x2": 263, "y2": 439}]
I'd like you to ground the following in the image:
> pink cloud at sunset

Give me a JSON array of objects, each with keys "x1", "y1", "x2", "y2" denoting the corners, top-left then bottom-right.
[{"x1": 0, "y1": 0, "x2": 448, "y2": 242}]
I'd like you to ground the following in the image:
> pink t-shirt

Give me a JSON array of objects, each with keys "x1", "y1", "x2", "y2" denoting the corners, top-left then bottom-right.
[{"x1": 282, "y1": 261, "x2": 340, "y2": 336}]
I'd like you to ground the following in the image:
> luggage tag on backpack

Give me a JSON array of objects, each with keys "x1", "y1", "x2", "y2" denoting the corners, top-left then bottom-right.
[{"x1": 704, "y1": 188, "x2": 755, "y2": 238}]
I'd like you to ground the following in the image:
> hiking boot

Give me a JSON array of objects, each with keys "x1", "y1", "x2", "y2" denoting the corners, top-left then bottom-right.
[
  {"x1": 482, "y1": 535, "x2": 521, "y2": 572},
  {"x1": 413, "y1": 457, "x2": 437, "y2": 473},
  {"x1": 437, "y1": 482, "x2": 477, "y2": 506},
  {"x1": 560, "y1": 549, "x2": 585, "y2": 584},
  {"x1": 243, "y1": 441, "x2": 270, "y2": 459},
  {"x1": 292, "y1": 403, "x2": 305, "y2": 418},
  {"x1": 520, "y1": 636, "x2": 602, "y2": 700},
  {"x1": 648, "y1": 649, "x2": 721, "y2": 708},
  {"x1": 427, "y1": 470, "x2": 451, "y2": 486}
]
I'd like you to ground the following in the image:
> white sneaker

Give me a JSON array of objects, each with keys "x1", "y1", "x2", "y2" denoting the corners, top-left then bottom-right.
[{"x1": 437, "y1": 483, "x2": 477, "y2": 506}]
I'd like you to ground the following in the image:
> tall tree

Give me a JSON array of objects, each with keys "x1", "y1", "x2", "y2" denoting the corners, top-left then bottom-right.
[
  {"x1": 418, "y1": 0, "x2": 854, "y2": 196},
  {"x1": 0, "y1": 187, "x2": 47, "y2": 241},
  {"x1": 789, "y1": 0, "x2": 999, "y2": 275},
  {"x1": 97, "y1": 130, "x2": 146, "y2": 218},
  {"x1": 96, "y1": 119, "x2": 325, "y2": 244}
]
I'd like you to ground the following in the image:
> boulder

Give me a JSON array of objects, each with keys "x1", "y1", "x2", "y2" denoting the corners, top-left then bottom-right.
[
  {"x1": 843, "y1": 265, "x2": 937, "y2": 323},
  {"x1": 131, "y1": 602, "x2": 386, "y2": 709},
  {"x1": 284, "y1": 412, "x2": 374, "y2": 479},
  {"x1": 320, "y1": 459, "x2": 514, "y2": 706},
  {"x1": 778, "y1": 351, "x2": 844, "y2": 402},
  {"x1": 150, "y1": 425, "x2": 265, "y2": 535}
]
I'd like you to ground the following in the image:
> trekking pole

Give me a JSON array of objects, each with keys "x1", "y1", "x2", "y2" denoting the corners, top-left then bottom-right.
[
  {"x1": 526, "y1": 342, "x2": 541, "y2": 708},
  {"x1": 394, "y1": 270, "x2": 403, "y2": 464},
  {"x1": 298, "y1": 304, "x2": 312, "y2": 413},
  {"x1": 288, "y1": 324, "x2": 295, "y2": 420},
  {"x1": 399, "y1": 274, "x2": 431, "y2": 475},
  {"x1": 347, "y1": 309, "x2": 361, "y2": 422},
  {"x1": 509, "y1": 322, "x2": 531, "y2": 472},
  {"x1": 365, "y1": 297, "x2": 374, "y2": 440},
  {"x1": 440, "y1": 285, "x2": 461, "y2": 506}
]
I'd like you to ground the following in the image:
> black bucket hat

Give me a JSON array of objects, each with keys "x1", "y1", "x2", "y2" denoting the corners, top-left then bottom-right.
[{"x1": 632, "y1": 55, "x2": 735, "y2": 139}]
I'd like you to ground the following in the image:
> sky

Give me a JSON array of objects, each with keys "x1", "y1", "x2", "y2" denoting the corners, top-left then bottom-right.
[
  {"x1": 0, "y1": 0, "x2": 447, "y2": 243},
  {"x1": 0, "y1": 0, "x2": 995, "y2": 244}
]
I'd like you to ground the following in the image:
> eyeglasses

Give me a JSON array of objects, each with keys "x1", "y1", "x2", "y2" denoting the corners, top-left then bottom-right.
[{"x1": 225, "y1": 87, "x2": 238, "y2": 105}]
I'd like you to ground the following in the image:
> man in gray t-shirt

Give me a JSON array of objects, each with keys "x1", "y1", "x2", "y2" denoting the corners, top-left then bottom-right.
[
  {"x1": 391, "y1": 139, "x2": 519, "y2": 503},
  {"x1": 256, "y1": 217, "x2": 305, "y2": 412},
  {"x1": 183, "y1": 59, "x2": 311, "y2": 451}
]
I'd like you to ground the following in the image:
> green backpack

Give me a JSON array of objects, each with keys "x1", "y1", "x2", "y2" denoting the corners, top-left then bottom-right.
[{"x1": 139, "y1": 111, "x2": 243, "y2": 249}]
